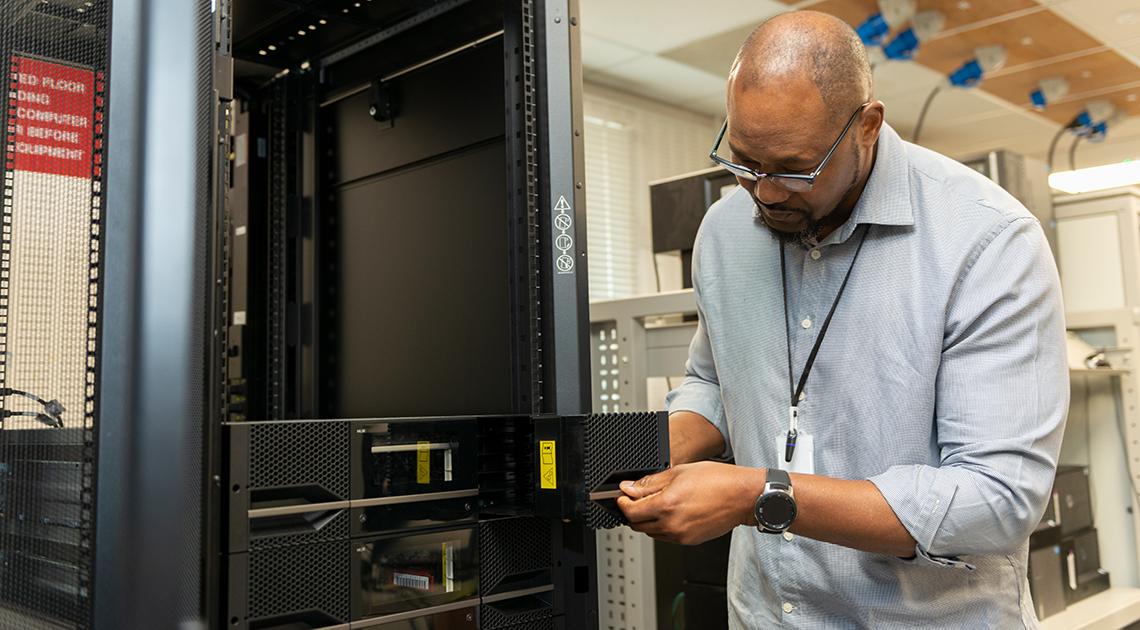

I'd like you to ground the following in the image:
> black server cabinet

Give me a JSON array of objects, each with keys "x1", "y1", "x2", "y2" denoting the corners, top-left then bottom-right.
[
  {"x1": 0, "y1": 0, "x2": 667, "y2": 627},
  {"x1": 217, "y1": 2, "x2": 667, "y2": 630}
]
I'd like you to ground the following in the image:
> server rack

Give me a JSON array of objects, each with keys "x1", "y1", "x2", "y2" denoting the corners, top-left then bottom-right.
[{"x1": 0, "y1": 0, "x2": 667, "y2": 627}]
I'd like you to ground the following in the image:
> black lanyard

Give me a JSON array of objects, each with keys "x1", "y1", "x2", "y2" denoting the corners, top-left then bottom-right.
[{"x1": 779, "y1": 224, "x2": 871, "y2": 462}]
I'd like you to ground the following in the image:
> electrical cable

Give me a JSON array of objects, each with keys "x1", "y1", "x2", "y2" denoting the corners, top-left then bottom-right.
[
  {"x1": 653, "y1": 253, "x2": 663, "y2": 293},
  {"x1": 911, "y1": 85, "x2": 941, "y2": 144},
  {"x1": 0, "y1": 387, "x2": 65, "y2": 428},
  {"x1": 1046, "y1": 126, "x2": 1068, "y2": 173},
  {"x1": 1068, "y1": 134, "x2": 1082, "y2": 172}
]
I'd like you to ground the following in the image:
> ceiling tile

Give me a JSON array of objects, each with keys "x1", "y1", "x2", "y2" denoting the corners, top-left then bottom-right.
[
  {"x1": 920, "y1": 0, "x2": 1041, "y2": 34},
  {"x1": 592, "y1": 55, "x2": 728, "y2": 106},
  {"x1": 581, "y1": 33, "x2": 644, "y2": 70},
  {"x1": 872, "y1": 59, "x2": 946, "y2": 100},
  {"x1": 930, "y1": 111, "x2": 1059, "y2": 160},
  {"x1": 1040, "y1": 85, "x2": 1140, "y2": 124},
  {"x1": 790, "y1": 0, "x2": 877, "y2": 28},
  {"x1": 983, "y1": 49, "x2": 1140, "y2": 109},
  {"x1": 659, "y1": 23, "x2": 755, "y2": 77},
  {"x1": 805, "y1": 0, "x2": 1038, "y2": 34},
  {"x1": 881, "y1": 85, "x2": 1011, "y2": 141},
  {"x1": 579, "y1": 0, "x2": 788, "y2": 53},
  {"x1": 915, "y1": 10, "x2": 1103, "y2": 75},
  {"x1": 1050, "y1": 0, "x2": 1140, "y2": 46}
]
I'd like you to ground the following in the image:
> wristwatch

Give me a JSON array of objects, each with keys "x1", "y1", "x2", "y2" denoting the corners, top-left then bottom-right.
[{"x1": 753, "y1": 468, "x2": 797, "y2": 533}]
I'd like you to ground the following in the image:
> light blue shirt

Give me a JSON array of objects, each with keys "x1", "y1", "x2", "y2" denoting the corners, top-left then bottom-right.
[{"x1": 667, "y1": 123, "x2": 1069, "y2": 628}]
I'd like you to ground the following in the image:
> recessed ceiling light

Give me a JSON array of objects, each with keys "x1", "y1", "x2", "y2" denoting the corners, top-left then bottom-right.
[
  {"x1": 319, "y1": 19, "x2": 327, "y2": 24},
  {"x1": 308, "y1": 24, "x2": 316, "y2": 30},
  {"x1": 1020, "y1": 36, "x2": 1033, "y2": 46},
  {"x1": 268, "y1": 45, "x2": 277, "y2": 51},
  {"x1": 957, "y1": 1, "x2": 971, "y2": 10},
  {"x1": 343, "y1": 8, "x2": 349, "y2": 13},
  {"x1": 297, "y1": 30, "x2": 306, "y2": 36},
  {"x1": 258, "y1": 50, "x2": 267, "y2": 56}
]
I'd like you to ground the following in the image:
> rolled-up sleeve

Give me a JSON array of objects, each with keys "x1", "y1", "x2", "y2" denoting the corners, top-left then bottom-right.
[
  {"x1": 870, "y1": 216, "x2": 1068, "y2": 559},
  {"x1": 665, "y1": 232, "x2": 732, "y2": 458}
]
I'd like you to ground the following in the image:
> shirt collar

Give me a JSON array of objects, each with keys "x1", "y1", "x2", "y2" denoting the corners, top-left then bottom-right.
[{"x1": 818, "y1": 122, "x2": 915, "y2": 247}]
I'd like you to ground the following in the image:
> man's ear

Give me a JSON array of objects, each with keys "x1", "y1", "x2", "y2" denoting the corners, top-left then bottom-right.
[{"x1": 859, "y1": 101, "x2": 885, "y2": 148}]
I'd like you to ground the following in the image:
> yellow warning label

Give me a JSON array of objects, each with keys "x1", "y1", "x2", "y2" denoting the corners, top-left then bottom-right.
[
  {"x1": 539, "y1": 440, "x2": 557, "y2": 489},
  {"x1": 417, "y1": 441, "x2": 430, "y2": 484}
]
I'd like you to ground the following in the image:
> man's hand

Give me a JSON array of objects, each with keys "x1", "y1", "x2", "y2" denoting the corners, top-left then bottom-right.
[{"x1": 616, "y1": 462, "x2": 763, "y2": 546}]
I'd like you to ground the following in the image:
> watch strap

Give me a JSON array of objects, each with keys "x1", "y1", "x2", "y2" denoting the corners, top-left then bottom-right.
[{"x1": 766, "y1": 467, "x2": 791, "y2": 489}]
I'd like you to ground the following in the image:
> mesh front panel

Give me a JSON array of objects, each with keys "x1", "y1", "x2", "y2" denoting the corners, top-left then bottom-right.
[
  {"x1": 583, "y1": 412, "x2": 668, "y2": 529},
  {"x1": 248, "y1": 421, "x2": 350, "y2": 498},
  {"x1": 247, "y1": 540, "x2": 351, "y2": 623},
  {"x1": 481, "y1": 601, "x2": 554, "y2": 630},
  {"x1": 0, "y1": 1, "x2": 110, "y2": 627},
  {"x1": 479, "y1": 517, "x2": 551, "y2": 595}
]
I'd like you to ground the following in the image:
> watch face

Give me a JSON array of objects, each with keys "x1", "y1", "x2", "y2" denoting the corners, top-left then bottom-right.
[{"x1": 758, "y1": 492, "x2": 796, "y2": 530}]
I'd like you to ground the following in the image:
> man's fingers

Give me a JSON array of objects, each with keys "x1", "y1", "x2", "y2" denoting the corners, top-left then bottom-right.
[
  {"x1": 617, "y1": 494, "x2": 662, "y2": 524},
  {"x1": 620, "y1": 468, "x2": 674, "y2": 498}
]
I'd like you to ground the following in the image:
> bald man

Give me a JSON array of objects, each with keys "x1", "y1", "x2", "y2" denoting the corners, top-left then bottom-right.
[{"x1": 617, "y1": 11, "x2": 1067, "y2": 628}]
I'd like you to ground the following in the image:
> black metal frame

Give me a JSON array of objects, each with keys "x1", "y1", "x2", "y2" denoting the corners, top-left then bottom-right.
[
  {"x1": 95, "y1": 0, "x2": 212, "y2": 627},
  {"x1": 96, "y1": 0, "x2": 605, "y2": 628}
]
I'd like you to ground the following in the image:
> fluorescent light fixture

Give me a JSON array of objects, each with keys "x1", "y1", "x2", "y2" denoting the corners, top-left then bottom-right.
[{"x1": 1049, "y1": 160, "x2": 1140, "y2": 194}]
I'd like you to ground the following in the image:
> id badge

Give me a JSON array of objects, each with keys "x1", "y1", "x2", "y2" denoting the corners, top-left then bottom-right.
[{"x1": 774, "y1": 433, "x2": 814, "y2": 475}]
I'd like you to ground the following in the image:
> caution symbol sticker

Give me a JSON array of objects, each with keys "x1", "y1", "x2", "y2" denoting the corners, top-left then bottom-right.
[{"x1": 539, "y1": 440, "x2": 557, "y2": 489}]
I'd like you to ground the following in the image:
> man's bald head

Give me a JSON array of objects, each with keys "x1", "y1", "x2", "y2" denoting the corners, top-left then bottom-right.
[{"x1": 729, "y1": 11, "x2": 872, "y2": 124}]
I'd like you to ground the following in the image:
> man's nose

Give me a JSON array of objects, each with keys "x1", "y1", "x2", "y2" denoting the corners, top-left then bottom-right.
[{"x1": 753, "y1": 177, "x2": 792, "y2": 206}]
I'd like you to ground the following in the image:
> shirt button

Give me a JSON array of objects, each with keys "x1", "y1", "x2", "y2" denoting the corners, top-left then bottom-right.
[
  {"x1": 810, "y1": 249, "x2": 821, "y2": 260},
  {"x1": 782, "y1": 602, "x2": 794, "y2": 614},
  {"x1": 801, "y1": 318, "x2": 812, "y2": 329},
  {"x1": 783, "y1": 531, "x2": 795, "y2": 542}
]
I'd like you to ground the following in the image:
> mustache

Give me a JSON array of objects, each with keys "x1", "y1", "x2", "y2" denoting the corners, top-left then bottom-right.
[{"x1": 757, "y1": 203, "x2": 808, "y2": 216}]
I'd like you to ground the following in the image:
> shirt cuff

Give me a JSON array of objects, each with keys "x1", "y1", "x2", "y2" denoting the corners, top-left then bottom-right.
[
  {"x1": 665, "y1": 380, "x2": 731, "y2": 459},
  {"x1": 869, "y1": 464, "x2": 962, "y2": 564}
]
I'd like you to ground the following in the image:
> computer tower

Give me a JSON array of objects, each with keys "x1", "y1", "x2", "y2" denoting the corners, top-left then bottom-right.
[{"x1": 0, "y1": 0, "x2": 670, "y2": 628}]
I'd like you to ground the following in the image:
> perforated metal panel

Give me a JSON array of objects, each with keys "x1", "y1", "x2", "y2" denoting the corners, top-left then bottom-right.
[
  {"x1": 479, "y1": 517, "x2": 551, "y2": 595},
  {"x1": 246, "y1": 540, "x2": 351, "y2": 623},
  {"x1": 481, "y1": 602, "x2": 554, "y2": 630},
  {"x1": 248, "y1": 420, "x2": 350, "y2": 498},
  {"x1": 0, "y1": 1, "x2": 110, "y2": 627},
  {"x1": 582, "y1": 412, "x2": 667, "y2": 529}
]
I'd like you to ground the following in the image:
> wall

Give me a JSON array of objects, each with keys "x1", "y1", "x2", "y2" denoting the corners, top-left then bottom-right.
[{"x1": 582, "y1": 82, "x2": 721, "y2": 300}]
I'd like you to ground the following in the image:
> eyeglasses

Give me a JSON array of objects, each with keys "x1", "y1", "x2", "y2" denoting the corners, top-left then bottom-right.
[{"x1": 709, "y1": 103, "x2": 869, "y2": 193}]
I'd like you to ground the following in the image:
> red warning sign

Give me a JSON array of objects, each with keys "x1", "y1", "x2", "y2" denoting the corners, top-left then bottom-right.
[{"x1": 6, "y1": 56, "x2": 96, "y2": 178}]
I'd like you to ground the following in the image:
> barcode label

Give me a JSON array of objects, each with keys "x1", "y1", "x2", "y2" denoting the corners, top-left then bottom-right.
[{"x1": 393, "y1": 572, "x2": 431, "y2": 591}]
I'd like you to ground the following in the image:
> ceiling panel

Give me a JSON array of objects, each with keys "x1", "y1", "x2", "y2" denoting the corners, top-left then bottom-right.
[
  {"x1": 1050, "y1": 0, "x2": 1140, "y2": 46},
  {"x1": 659, "y1": 24, "x2": 754, "y2": 77},
  {"x1": 1042, "y1": 85, "x2": 1140, "y2": 123},
  {"x1": 582, "y1": 0, "x2": 1140, "y2": 172},
  {"x1": 919, "y1": 0, "x2": 1041, "y2": 34},
  {"x1": 872, "y1": 58, "x2": 946, "y2": 99},
  {"x1": 579, "y1": 0, "x2": 787, "y2": 53},
  {"x1": 915, "y1": 10, "x2": 1102, "y2": 74},
  {"x1": 589, "y1": 55, "x2": 728, "y2": 106},
  {"x1": 581, "y1": 33, "x2": 644, "y2": 70},
  {"x1": 798, "y1": 0, "x2": 1039, "y2": 33},
  {"x1": 790, "y1": 0, "x2": 876, "y2": 28},
  {"x1": 983, "y1": 49, "x2": 1140, "y2": 109}
]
